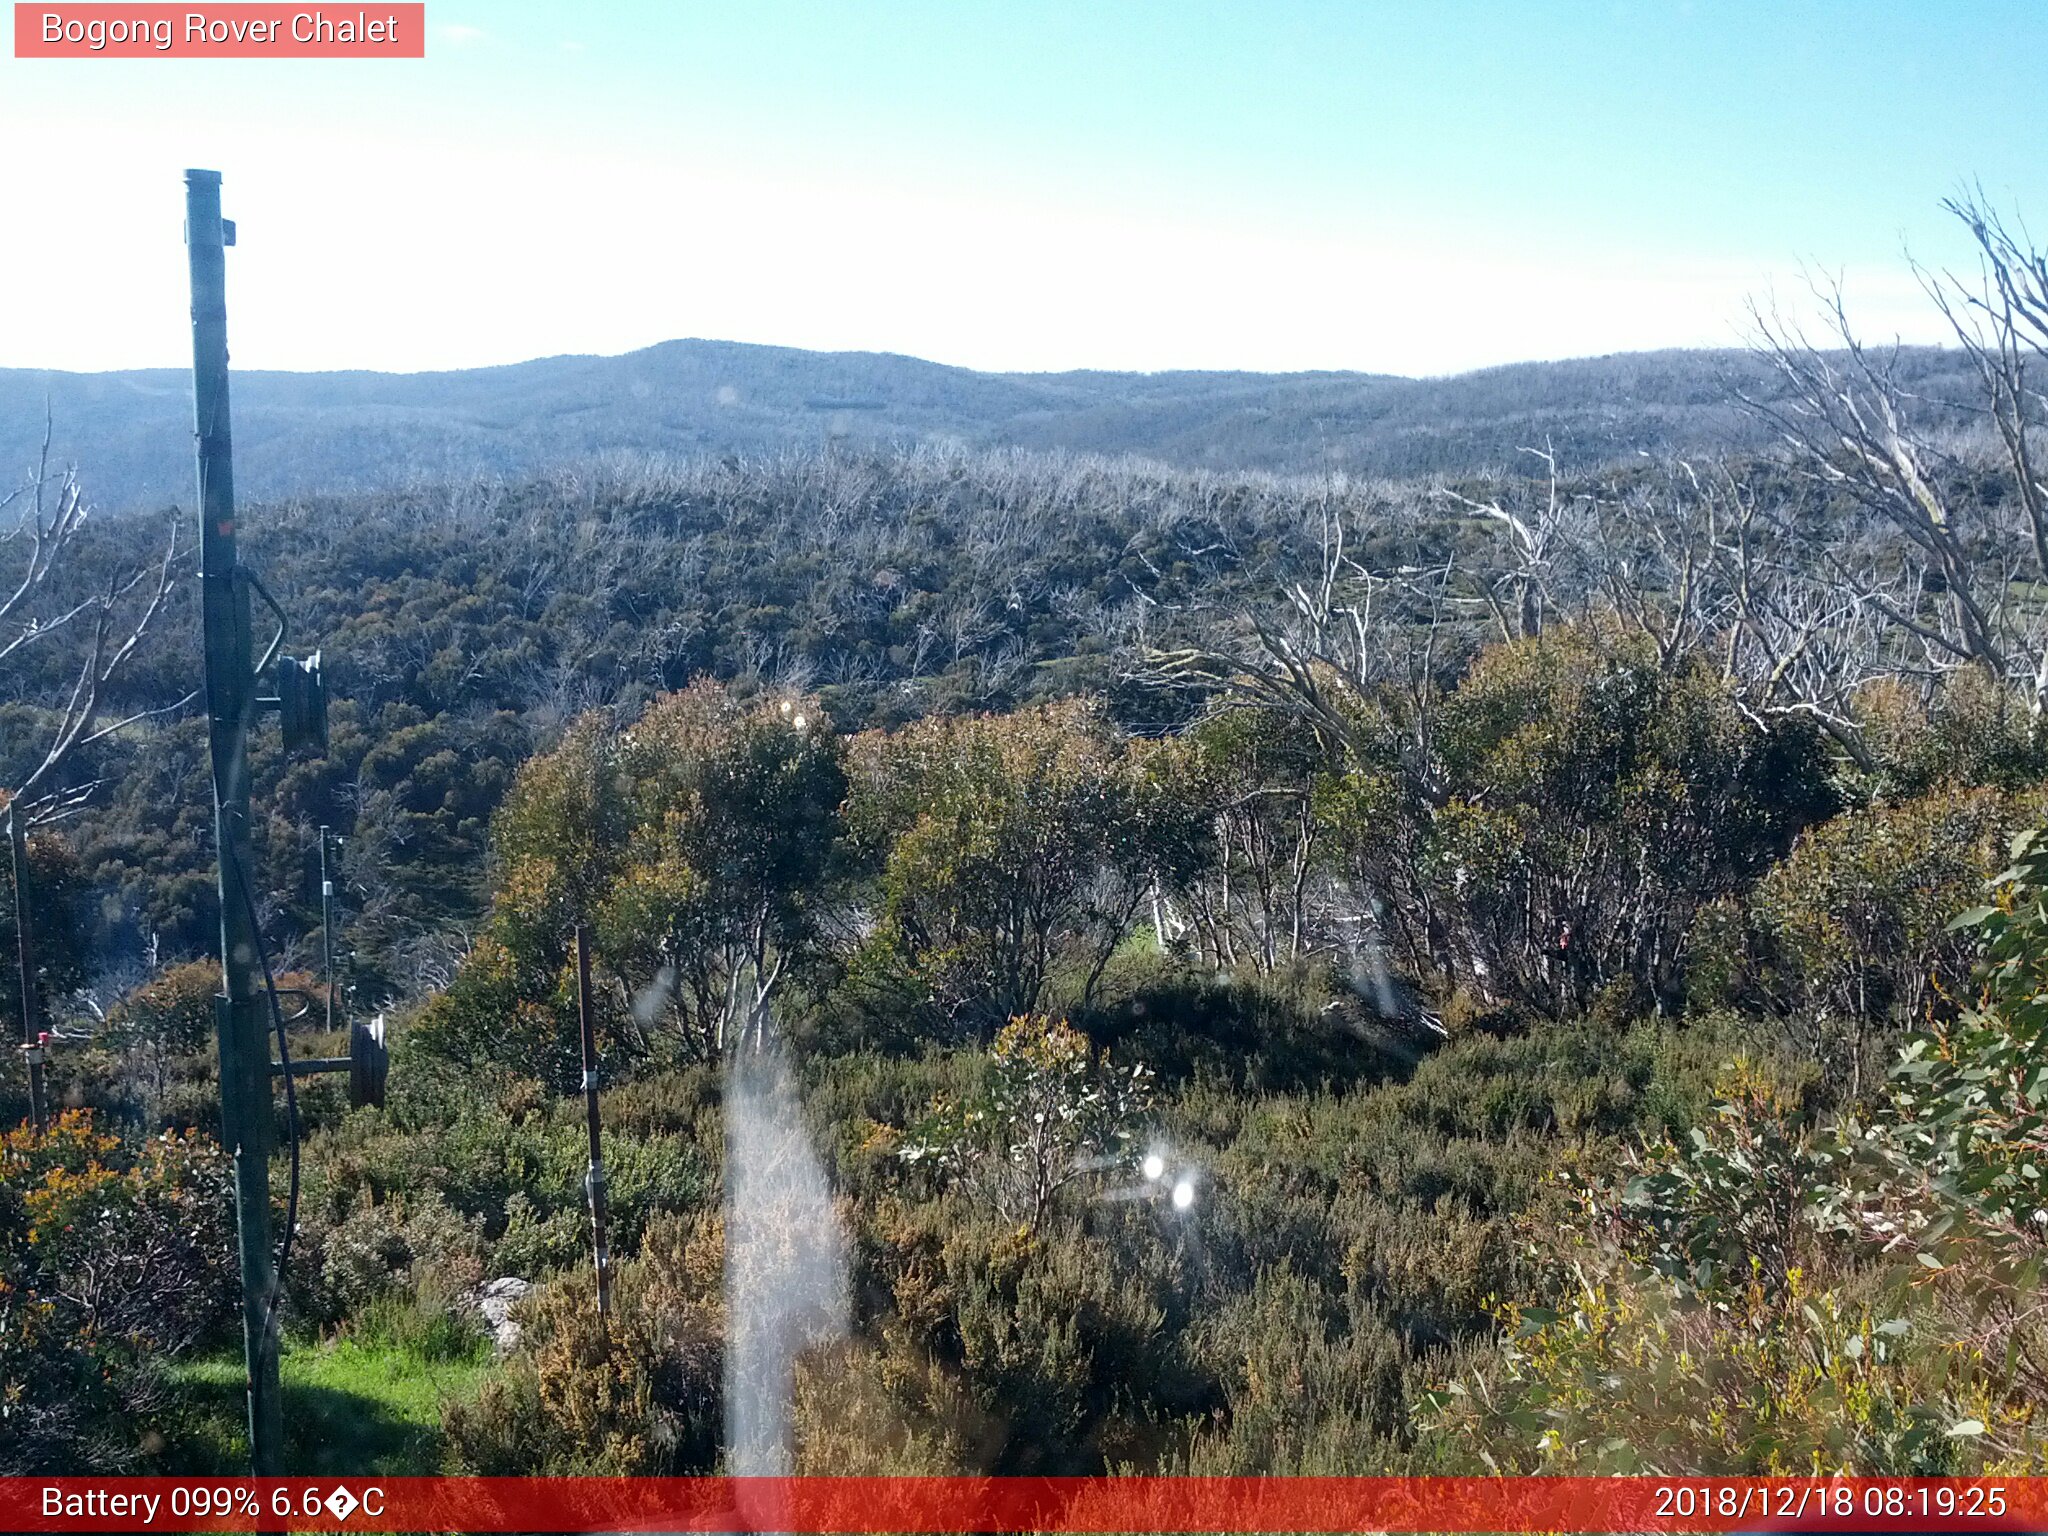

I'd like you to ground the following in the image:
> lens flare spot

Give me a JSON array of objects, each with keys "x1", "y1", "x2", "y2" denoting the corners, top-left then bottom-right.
[{"x1": 1171, "y1": 1178, "x2": 1195, "y2": 1211}]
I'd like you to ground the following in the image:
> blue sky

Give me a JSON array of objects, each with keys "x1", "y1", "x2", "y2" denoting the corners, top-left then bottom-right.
[{"x1": 2, "y1": 1, "x2": 2043, "y2": 375}]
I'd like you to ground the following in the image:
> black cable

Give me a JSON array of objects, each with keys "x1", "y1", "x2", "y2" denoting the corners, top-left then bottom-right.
[
  {"x1": 201, "y1": 535, "x2": 302, "y2": 1360},
  {"x1": 233, "y1": 846, "x2": 300, "y2": 1350}
]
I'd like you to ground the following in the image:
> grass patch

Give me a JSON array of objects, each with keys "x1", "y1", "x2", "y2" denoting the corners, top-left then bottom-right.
[{"x1": 158, "y1": 1335, "x2": 495, "y2": 1475}]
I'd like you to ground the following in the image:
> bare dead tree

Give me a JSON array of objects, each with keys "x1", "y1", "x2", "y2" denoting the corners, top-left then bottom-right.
[
  {"x1": 0, "y1": 418, "x2": 97, "y2": 669},
  {"x1": 7, "y1": 520, "x2": 184, "y2": 821},
  {"x1": 1590, "y1": 459, "x2": 1888, "y2": 765},
  {"x1": 1, "y1": 450, "x2": 187, "y2": 1126},
  {"x1": 1588, "y1": 459, "x2": 1725, "y2": 672},
  {"x1": 1745, "y1": 289, "x2": 2005, "y2": 659},
  {"x1": 1736, "y1": 197, "x2": 2048, "y2": 727},
  {"x1": 1433, "y1": 442, "x2": 1594, "y2": 643},
  {"x1": 1143, "y1": 502, "x2": 1397, "y2": 752},
  {"x1": 1922, "y1": 187, "x2": 2048, "y2": 708},
  {"x1": 1140, "y1": 497, "x2": 1514, "y2": 974}
]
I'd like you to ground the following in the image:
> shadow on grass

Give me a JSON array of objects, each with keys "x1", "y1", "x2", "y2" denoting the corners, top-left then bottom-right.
[{"x1": 157, "y1": 1339, "x2": 490, "y2": 1476}]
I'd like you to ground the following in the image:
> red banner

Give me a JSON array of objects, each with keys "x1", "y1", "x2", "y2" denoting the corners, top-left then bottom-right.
[
  {"x1": 13, "y1": 4, "x2": 426, "y2": 58},
  {"x1": 5, "y1": 1476, "x2": 2048, "y2": 1533}
]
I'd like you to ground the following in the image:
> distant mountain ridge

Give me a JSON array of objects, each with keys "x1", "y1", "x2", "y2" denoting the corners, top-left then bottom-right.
[{"x1": 0, "y1": 337, "x2": 1977, "y2": 510}]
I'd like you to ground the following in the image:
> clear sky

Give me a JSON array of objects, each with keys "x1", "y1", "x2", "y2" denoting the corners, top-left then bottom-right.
[{"x1": 2, "y1": 0, "x2": 2043, "y2": 377}]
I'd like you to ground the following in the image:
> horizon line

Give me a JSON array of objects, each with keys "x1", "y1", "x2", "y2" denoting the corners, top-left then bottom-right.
[{"x1": 0, "y1": 332, "x2": 1961, "y2": 387}]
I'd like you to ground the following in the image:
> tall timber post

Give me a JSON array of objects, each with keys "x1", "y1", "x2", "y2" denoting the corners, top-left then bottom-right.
[
  {"x1": 186, "y1": 167, "x2": 285, "y2": 1473},
  {"x1": 576, "y1": 925, "x2": 614, "y2": 1324}
]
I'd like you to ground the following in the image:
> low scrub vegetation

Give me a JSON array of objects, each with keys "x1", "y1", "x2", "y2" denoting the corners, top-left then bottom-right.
[{"x1": 6, "y1": 191, "x2": 2048, "y2": 1478}]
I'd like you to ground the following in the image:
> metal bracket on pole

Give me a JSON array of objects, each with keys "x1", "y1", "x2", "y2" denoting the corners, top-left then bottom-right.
[{"x1": 266, "y1": 1012, "x2": 385, "y2": 1108}]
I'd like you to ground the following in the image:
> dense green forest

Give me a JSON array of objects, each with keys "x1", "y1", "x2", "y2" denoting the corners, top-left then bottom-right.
[{"x1": 6, "y1": 199, "x2": 2048, "y2": 1483}]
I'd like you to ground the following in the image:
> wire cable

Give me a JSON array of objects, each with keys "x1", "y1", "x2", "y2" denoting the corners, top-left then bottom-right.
[
  {"x1": 203, "y1": 566, "x2": 302, "y2": 1355},
  {"x1": 233, "y1": 845, "x2": 300, "y2": 1350}
]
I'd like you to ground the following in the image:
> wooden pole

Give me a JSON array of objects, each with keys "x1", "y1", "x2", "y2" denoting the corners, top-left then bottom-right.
[
  {"x1": 8, "y1": 805, "x2": 48, "y2": 1132},
  {"x1": 576, "y1": 925, "x2": 612, "y2": 1322},
  {"x1": 187, "y1": 166, "x2": 284, "y2": 1474}
]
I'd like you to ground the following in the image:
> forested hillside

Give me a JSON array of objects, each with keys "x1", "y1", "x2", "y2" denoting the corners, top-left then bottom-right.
[
  {"x1": 0, "y1": 339, "x2": 1983, "y2": 510},
  {"x1": 5, "y1": 197, "x2": 2048, "y2": 1482}
]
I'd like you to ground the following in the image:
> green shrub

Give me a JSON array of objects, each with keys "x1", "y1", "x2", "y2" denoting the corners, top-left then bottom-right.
[
  {"x1": 900, "y1": 1015, "x2": 1152, "y2": 1231},
  {"x1": 0, "y1": 1112, "x2": 234, "y2": 1472},
  {"x1": 1325, "y1": 621, "x2": 1835, "y2": 1019},
  {"x1": 1421, "y1": 841, "x2": 2048, "y2": 1473},
  {"x1": 443, "y1": 1211, "x2": 723, "y2": 1474},
  {"x1": 934, "y1": 1205, "x2": 1183, "y2": 1472},
  {"x1": 1852, "y1": 671, "x2": 2048, "y2": 800},
  {"x1": 1695, "y1": 785, "x2": 2047, "y2": 1098},
  {"x1": 846, "y1": 702, "x2": 1186, "y2": 1032},
  {"x1": 1419, "y1": 1258, "x2": 1998, "y2": 1474},
  {"x1": 1076, "y1": 951, "x2": 1404, "y2": 1095},
  {"x1": 1828, "y1": 826, "x2": 2048, "y2": 1318},
  {"x1": 1173, "y1": 1266, "x2": 1406, "y2": 1473},
  {"x1": 296, "y1": 1187, "x2": 485, "y2": 1329}
]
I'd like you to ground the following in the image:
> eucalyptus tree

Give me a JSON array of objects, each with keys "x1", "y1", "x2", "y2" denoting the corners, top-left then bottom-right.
[
  {"x1": 845, "y1": 699, "x2": 1203, "y2": 1031},
  {"x1": 417, "y1": 681, "x2": 847, "y2": 1080}
]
